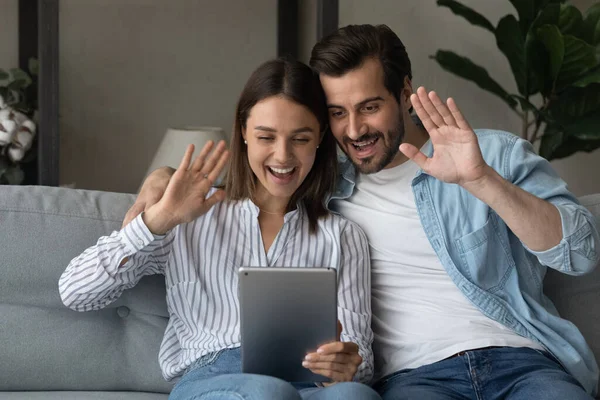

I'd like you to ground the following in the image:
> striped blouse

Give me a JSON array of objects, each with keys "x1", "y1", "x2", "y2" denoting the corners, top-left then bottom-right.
[{"x1": 58, "y1": 197, "x2": 374, "y2": 383}]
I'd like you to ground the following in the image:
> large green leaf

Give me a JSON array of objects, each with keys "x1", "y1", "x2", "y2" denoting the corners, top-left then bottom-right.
[
  {"x1": 3, "y1": 166, "x2": 25, "y2": 185},
  {"x1": 497, "y1": 15, "x2": 528, "y2": 95},
  {"x1": 538, "y1": 124, "x2": 564, "y2": 159},
  {"x1": 437, "y1": 0, "x2": 495, "y2": 32},
  {"x1": 511, "y1": 0, "x2": 563, "y2": 34},
  {"x1": 431, "y1": 50, "x2": 517, "y2": 109},
  {"x1": 546, "y1": 135, "x2": 600, "y2": 160},
  {"x1": 530, "y1": 3, "x2": 561, "y2": 31},
  {"x1": 583, "y1": 3, "x2": 600, "y2": 45},
  {"x1": 9, "y1": 68, "x2": 32, "y2": 87},
  {"x1": 556, "y1": 35, "x2": 598, "y2": 89},
  {"x1": 28, "y1": 58, "x2": 39, "y2": 76},
  {"x1": 563, "y1": 109, "x2": 600, "y2": 140},
  {"x1": 558, "y1": 4, "x2": 583, "y2": 38},
  {"x1": 572, "y1": 66, "x2": 600, "y2": 87},
  {"x1": 536, "y1": 25, "x2": 564, "y2": 83},
  {"x1": 510, "y1": 94, "x2": 541, "y2": 114},
  {"x1": 0, "y1": 69, "x2": 8, "y2": 80},
  {"x1": 551, "y1": 83, "x2": 600, "y2": 119}
]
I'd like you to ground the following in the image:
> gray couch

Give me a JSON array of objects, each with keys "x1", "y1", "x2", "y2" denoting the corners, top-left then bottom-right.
[{"x1": 1, "y1": 185, "x2": 599, "y2": 399}]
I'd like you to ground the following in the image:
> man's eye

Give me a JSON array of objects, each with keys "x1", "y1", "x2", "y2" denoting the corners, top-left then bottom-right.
[
  {"x1": 363, "y1": 105, "x2": 378, "y2": 112},
  {"x1": 330, "y1": 111, "x2": 344, "y2": 118}
]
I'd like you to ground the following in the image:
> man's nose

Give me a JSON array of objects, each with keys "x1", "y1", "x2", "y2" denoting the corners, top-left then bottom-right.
[{"x1": 346, "y1": 114, "x2": 368, "y2": 140}]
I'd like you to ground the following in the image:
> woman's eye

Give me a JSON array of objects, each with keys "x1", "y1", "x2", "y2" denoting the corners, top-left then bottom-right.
[
  {"x1": 258, "y1": 137, "x2": 273, "y2": 141},
  {"x1": 294, "y1": 138, "x2": 310, "y2": 143}
]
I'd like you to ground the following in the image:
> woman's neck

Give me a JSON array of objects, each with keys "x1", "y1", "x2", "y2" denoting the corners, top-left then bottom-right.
[{"x1": 253, "y1": 190, "x2": 291, "y2": 216}]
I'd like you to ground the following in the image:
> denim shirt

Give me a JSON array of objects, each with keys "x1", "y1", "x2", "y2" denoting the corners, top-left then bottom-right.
[{"x1": 327, "y1": 129, "x2": 600, "y2": 395}]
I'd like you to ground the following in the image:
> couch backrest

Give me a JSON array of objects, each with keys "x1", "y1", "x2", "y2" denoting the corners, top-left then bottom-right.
[
  {"x1": 544, "y1": 194, "x2": 600, "y2": 373},
  {"x1": 0, "y1": 185, "x2": 172, "y2": 393},
  {"x1": 0, "y1": 186, "x2": 598, "y2": 393}
]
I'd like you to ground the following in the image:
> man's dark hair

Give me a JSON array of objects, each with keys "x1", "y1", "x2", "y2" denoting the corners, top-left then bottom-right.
[{"x1": 309, "y1": 24, "x2": 412, "y2": 104}]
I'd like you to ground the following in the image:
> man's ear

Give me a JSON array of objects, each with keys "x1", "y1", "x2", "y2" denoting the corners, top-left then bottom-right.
[{"x1": 402, "y1": 76, "x2": 413, "y2": 112}]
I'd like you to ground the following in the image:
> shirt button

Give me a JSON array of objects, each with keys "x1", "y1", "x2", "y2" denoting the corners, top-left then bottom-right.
[
  {"x1": 138, "y1": 239, "x2": 144, "y2": 246},
  {"x1": 117, "y1": 306, "x2": 130, "y2": 318}
]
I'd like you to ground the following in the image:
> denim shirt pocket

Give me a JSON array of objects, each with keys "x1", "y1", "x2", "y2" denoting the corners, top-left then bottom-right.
[{"x1": 456, "y1": 213, "x2": 516, "y2": 292}]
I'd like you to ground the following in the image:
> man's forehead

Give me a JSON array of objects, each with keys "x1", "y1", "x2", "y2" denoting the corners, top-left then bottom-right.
[{"x1": 318, "y1": 58, "x2": 388, "y2": 106}]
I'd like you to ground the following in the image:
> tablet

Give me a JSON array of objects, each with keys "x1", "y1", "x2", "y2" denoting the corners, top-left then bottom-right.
[{"x1": 238, "y1": 267, "x2": 337, "y2": 382}]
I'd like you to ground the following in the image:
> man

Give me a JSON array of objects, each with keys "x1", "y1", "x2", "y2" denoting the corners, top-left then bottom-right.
[{"x1": 129, "y1": 24, "x2": 599, "y2": 399}]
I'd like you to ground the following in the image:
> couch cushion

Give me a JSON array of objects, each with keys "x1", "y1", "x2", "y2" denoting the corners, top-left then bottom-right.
[
  {"x1": 0, "y1": 185, "x2": 172, "y2": 393},
  {"x1": 544, "y1": 193, "x2": 600, "y2": 389},
  {"x1": 0, "y1": 392, "x2": 169, "y2": 400}
]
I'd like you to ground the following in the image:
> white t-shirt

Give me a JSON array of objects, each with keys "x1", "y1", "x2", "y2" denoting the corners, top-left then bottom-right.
[{"x1": 331, "y1": 158, "x2": 544, "y2": 381}]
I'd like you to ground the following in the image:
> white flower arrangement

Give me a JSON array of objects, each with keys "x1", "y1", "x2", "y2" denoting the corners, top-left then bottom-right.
[{"x1": 0, "y1": 61, "x2": 37, "y2": 185}]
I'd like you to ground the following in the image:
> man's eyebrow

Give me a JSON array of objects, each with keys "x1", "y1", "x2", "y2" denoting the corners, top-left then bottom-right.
[{"x1": 327, "y1": 96, "x2": 385, "y2": 109}]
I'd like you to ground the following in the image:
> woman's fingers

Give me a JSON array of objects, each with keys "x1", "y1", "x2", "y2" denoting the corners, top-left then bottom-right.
[
  {"x1": 178, "y1": 144, "x2": 195, "y2": 171},
  {"x1": 200, "y1": 141, "x2": 228, "y2": 180},
  {"x1": 206, "y1": 146, "x2": 230, "y2": 184},
  {"x1": 190, "y1": 140, "x2": 215, "y2": 172}
]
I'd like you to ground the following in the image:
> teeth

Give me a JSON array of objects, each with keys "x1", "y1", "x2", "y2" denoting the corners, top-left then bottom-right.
[
  {"x1": 353, "y1": 139, "x2": 377, "y2": 148},
  {"x1": 270, "y1": 167, "x2": 294, "y2": 174}
]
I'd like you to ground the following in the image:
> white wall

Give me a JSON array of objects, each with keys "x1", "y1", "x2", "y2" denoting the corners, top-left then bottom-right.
[
  {"x1": 337, "y1": 0, "x2": 600, "y2": 196},
  {"x1": 59, "y1": 0, "x2": 277, "y2": 193},
  {"x1": 0, "y1": 0, "x2": 18, "y2": 76}
]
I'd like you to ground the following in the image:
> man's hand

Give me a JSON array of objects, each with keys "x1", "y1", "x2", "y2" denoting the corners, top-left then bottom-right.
[
  {"x1": 401, "y1": 86, "x2": 491, "y2": 187},
  {"x1": 122, "y1": 167, "x2": 175, "y2": 228},
  {"x1": 142, "y1": 141, "x2": 229, "y2": 235},
  {"x1": 302, "y1": 321, "x2": 362, "y2": 382}
]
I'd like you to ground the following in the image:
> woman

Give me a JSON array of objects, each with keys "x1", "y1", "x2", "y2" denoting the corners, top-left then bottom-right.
[{"x1": 59, "y1": 59, "x2": 379, "y2": 400}]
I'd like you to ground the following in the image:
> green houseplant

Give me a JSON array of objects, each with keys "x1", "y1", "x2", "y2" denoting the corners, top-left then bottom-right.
[
  {"x1": 0, "y1": 59, "x2": 38, "y2": 184},
  {"x1": 431, "y1": 0, "x2": 600, "y2": 160}
]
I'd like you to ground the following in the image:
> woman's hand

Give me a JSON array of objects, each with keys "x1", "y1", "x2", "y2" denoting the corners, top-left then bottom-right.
[
  {"x1": 302, "y1": 321, "x2": 362, "y2": 382},
  {"x1": 142, "y1": 141, "x2": 229, "y2": 234}
]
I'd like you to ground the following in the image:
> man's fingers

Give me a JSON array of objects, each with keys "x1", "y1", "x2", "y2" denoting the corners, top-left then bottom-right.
[
  {"x1": 410, "y1": 93, "x2": 438, "y2": 133},
  {"x1": 417, "y1": 87, "x2": 445, "y2": 128},
  {"x1": 428, "y1": 90, "x2": 456, "y2": 127},
  {"x1": 447, "y1": 97, "x2": 471, "y2": 131},
  {"x1": 122, "y1": 202, "x2": 145, "y2": 228},
  {"x1": 399, "y1": 143, "x2": 428, "y2": 170}
]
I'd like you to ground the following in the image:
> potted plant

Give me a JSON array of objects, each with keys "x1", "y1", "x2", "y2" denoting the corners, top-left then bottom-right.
[
  {"x1": 0, "y1": 59, "x2": 38, "y2": 185},
  {"x1": 431, "y1": 0, "x2": 600, "y2": 160}
]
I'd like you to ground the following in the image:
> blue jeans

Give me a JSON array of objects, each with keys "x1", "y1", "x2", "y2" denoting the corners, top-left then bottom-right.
[
  {"x1": 169, "y1": 347, "x2": 381, "y2": 400},
  {"x1": 372, "y1": 347, "x2": 593, "y2": 400}
]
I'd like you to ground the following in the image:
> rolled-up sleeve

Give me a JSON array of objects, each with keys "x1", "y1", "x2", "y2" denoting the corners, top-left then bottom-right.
[{"x1": 507, "y1": 137, "x2": 600, "y2": 275}]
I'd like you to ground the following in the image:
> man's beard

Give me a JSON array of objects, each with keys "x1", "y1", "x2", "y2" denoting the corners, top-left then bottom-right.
[{"x1": 346, "y1": 117, "x2": 405, "y2": 174}]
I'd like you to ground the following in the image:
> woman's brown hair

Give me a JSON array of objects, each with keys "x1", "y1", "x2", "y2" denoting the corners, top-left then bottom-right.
[{"x1": 225, "y1": 58, "x2": 337, "y2": 233}]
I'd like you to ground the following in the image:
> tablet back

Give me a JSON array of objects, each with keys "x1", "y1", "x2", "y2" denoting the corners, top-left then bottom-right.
[{"x1": 238, "y1": 267, "x2": 337, "y2": 382}]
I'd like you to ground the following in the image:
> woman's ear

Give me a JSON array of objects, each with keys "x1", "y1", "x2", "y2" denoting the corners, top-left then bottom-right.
[
  {"x1": 242, "y1": 127, "x2": 247, "y2": 142},
  {"x1": 319, "y1": 125, "x2": 329, "y2": 144}
]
